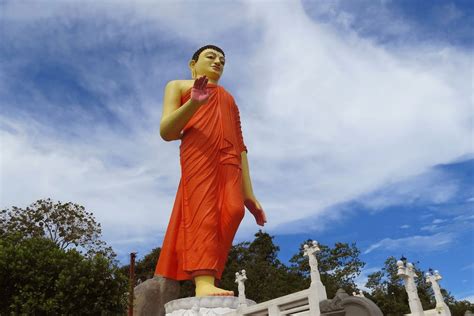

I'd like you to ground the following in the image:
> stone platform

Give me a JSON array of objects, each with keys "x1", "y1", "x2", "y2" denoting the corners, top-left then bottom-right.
[{"x1": 165, "y1": 296, "x2": 256, "y2": 316}]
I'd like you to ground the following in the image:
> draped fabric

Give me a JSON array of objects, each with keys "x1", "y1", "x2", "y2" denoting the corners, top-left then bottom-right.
[{"x1": 155, "y1": 83, "x2": 247, "y2": 280}]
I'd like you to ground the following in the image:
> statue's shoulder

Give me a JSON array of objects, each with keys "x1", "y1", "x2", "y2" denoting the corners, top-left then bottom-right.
[
  {"x1": 165, "y1": 80, "x2": 194, "y2": 96},
  {"x1": 174, "y1": 80, "x2": 194, "y2": 96}
]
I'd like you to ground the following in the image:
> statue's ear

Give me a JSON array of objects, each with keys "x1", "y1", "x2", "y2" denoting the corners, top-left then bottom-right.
[{"x1": 189, "y1": 60, "x2": 197, "y2": 79}]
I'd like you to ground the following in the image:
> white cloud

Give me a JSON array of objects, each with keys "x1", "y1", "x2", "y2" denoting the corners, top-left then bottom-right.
[
  {"x1": 420, "y1": 225, "x2": 439, "y2": 232},
  {"x1": 0, "y1": 115, "x2": 179, "y2": 243},
  {"x1": 400, "y1": 224, "x2": 410, "y2": 229},
  {"x1": 461, "y1": 263, "x2": 474, "y2": 271},
  {"x1": 1, "y1": 1, "x2": 472, "y2": 255},
  {"x1": 432, "y1": 3, "x2": 464, "y2": 26},
  {"x1": 358, "y1": 167, "x2": 462, "y2": 212},
  {"x1": 364, "y1": 233, "x2": 456, "y2": 254}
]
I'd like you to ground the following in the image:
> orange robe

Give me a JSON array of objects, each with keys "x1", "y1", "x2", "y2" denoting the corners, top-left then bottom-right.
[{"x1": 155, "y1": 83, "x2": 247, "y2": 280}]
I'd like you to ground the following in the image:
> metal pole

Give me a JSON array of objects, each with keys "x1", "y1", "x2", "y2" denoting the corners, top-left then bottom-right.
[{"x1": 128, "y1": 252, "x2": 137, "y2": 316}]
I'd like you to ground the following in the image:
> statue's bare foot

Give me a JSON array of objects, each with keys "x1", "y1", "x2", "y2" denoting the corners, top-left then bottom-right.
[{"x1": 195, "y1": 284, "x2": 234, "y2": 297}]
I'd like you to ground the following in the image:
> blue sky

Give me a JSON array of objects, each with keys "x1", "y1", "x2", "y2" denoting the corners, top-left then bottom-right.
[{"x1": 1, "y1": 0, "x2": 472, "y2": 302}]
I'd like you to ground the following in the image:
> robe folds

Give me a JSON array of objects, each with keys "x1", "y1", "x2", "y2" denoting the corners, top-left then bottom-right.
[{"x1": 155, "y1": 83, "x2": 247, "y2": 280}]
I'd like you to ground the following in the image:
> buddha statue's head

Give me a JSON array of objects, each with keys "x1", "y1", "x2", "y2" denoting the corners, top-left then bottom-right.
[{"x1": 189, "y1": 45, "x2": 225, "y2": 83}]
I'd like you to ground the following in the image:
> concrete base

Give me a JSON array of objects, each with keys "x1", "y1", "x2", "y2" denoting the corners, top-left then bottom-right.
[{"x1": 165, "y1": 296, "x2": 256, "y2": 316}]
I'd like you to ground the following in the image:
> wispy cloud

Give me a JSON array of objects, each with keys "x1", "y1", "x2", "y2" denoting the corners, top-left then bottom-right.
[
  {"x1": 364, "y1": 233, "x2": 456, "y2": 254},
  {"x1": 365, "y1": 211, "x2": 473, "y2": 255},
  {"x1": 358, "y1": 168, "x2": 463, "y2": 212},
  {"x1": 301, "y1": 0, "x2": 473, "y2": 47},
  {"x1": 354, "y1": 267, "x2": 381, "y2": 292},
  {"x1": 461, "y1": 263, "x2": 474, "y2": 271},
  {"x1": 460, "y1": 295, "x2": 474, "y2": 303}
]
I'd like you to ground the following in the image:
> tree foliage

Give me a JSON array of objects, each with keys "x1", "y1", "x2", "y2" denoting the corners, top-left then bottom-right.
[
  {"x1": 365, "y1": 256, "x2": 435, "y2": 316},
  {"x1": 218, "y1": 231, "x2": 309, "y2": 302},
  {"x1": 0, "y1": 232, "x2": 128, "y2": 315},
  {"x1": 364, "y1": 256, "x2": 474, "y2": 316},
  {"x1": 1, "y1": 198, "x2": 113, "y2": 258},
  {"x1": 120, "y1": 247, "x2": 161, "y2": 284},
  {"x1": 446, "y1": 299, "x2": 474, "y2": 316},
  {"x1": 289, "y1": 240, "x2": 365, "y2": 298}
]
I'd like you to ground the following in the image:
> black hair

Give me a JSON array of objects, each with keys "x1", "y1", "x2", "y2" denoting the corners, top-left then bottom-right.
[{"x1": 191, "y1": 45, "x2": 225, "y2": 62}]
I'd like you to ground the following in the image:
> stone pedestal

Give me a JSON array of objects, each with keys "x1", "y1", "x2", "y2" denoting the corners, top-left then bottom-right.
[
  {"x1": 165, "y1": 296, "x2": 256, "y2": 316},
  {"x1": 134, "y1": 275, "x2": 180, "y2": 316}
]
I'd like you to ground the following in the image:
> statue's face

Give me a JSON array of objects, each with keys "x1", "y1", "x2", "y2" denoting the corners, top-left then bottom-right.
[{"x1": 190, "y1": 49, "x2": 225, "y2": 81}]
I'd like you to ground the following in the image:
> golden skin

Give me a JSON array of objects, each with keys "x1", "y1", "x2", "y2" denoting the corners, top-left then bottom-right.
[{"x1": 160, "y1": 49, "x2": 267, "y2": 296}]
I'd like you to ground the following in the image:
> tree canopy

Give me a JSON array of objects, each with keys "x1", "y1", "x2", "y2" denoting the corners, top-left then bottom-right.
[
  {"x1": 289, "y1": 240, "x2": 365, "y2": 298},
  {"x1": 0, "y1": 199, "x2": 128, "y2": 314},
  {"x1": 364, "y1": 256, "x2": 474, "y2": 316},
  {"x1": 0, "y1": 232, "x2": 128, "y2": 314},
  {"x1": 1, "y1": 198, "x2": 113, "y2": 258}
]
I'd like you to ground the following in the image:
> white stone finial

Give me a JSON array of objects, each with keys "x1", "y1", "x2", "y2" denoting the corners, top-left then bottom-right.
[
  {"x1": 235, "y1": 269, "x2": 248, "y2": 307},
  {"x1": 397, "y1": 260, "x2": 405, "y2": 276},
  {"x1": 352, "y1": 291, "x2": 365, "y2": 297},
  {"x1": 303, "y1": 240, "x2": 327, "y2": 302},
  {"x1": 303, "y1": 240, "x2": 321, "y2": 283}
]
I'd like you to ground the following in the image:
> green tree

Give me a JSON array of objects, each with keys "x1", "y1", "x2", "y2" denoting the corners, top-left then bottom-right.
[
  {"x1": 365, "y1": 256, "x2": 435, "y2": 316},
  {"x1": 1, "y1": 198, "x2": 113, "y2": 258},
  {"x1": 438, "y1": 289, "x2": 474, "y2": 316},
  {"x1": 120, "y1": 247, "x2": 161, "y2": 283},
  {"x1": 0, "y1": 232, "x2": 128, "y2": 315},
  {"x1": 218, "y1": 230, "x2": 308, "y2": 302},
  {"x1": 289, "y1": 240, "x2": 365, "y2": 298},
  {"x1": 447, "y1": 299, "x2": 474, "y2": 316},
  {"x1": 365, "y1": 257, "x2": 410, "y2": 316}
]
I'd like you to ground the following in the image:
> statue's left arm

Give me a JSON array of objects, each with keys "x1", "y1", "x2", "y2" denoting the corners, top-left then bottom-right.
[
  {"x1": 234, "y1": 102, "x2": 267, "y2": 226},
  {"x1": 241, "y1": 151, "x2": 266, "y2": 226}
]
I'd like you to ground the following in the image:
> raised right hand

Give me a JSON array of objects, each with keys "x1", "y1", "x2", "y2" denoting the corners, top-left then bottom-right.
[{"x1": 191, "y1": 76, "x2": 210, "y2": 106}]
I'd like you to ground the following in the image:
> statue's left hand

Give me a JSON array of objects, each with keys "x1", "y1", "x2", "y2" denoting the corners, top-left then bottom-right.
[{"x1": 244, "y1": 198, "x2": 267, "y2": 226}]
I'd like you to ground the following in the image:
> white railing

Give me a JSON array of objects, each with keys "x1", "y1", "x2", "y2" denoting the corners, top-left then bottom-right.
[
  {"x1": 226, "y1": 286, "x2": 321, "y2": 316},
  {"x1": 228, "y1": 241, "x2": 324, "y2": 316}
]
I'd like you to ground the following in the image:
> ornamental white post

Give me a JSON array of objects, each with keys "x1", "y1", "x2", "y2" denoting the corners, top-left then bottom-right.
[
  {"x1": 304, "y1": 240, "x2": 327, "y2": 302},
  {"x1": 235, "y1": 269, "x2": 248, "y2": 308},
  {"x1": 426, "y1": 270, "x2": 451, "y2": 316},
  {"x1": 397, "y1": 259, "x2": 424, "y2": 316}
]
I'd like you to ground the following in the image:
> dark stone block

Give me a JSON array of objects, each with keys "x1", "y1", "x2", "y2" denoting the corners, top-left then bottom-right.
[{"x1": 133, "y1": 275, "x2": 180, "y2": 316}]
